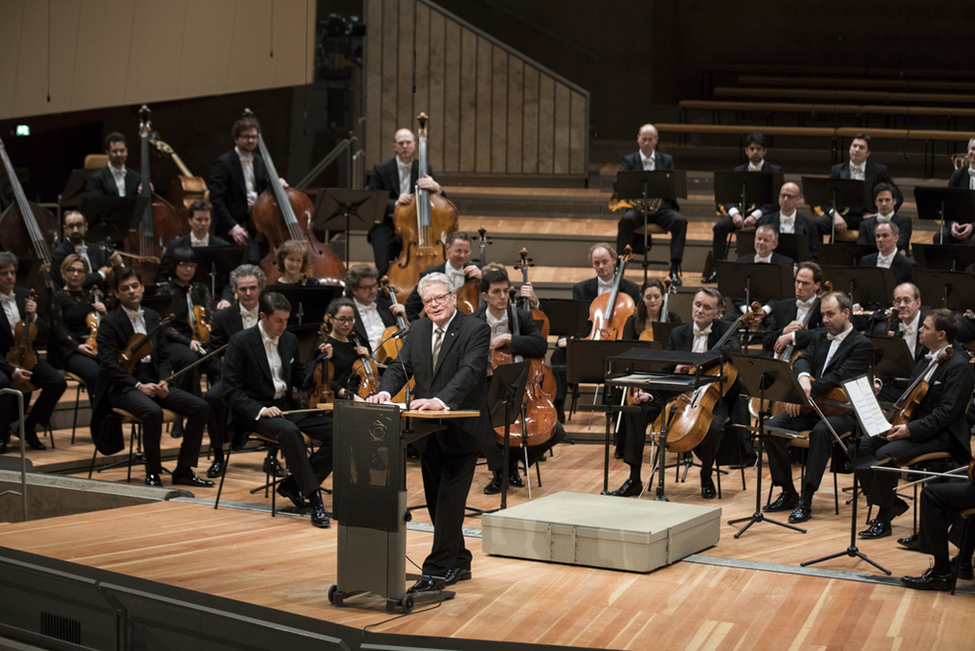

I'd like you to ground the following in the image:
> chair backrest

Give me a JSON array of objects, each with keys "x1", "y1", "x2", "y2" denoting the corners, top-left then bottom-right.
[{"x1": 84, "y1": 154, "x2": 108, "y2": 169}]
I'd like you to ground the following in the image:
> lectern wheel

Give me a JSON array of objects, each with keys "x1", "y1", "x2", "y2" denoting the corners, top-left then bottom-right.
[
  {"x1": 328, "y1": 585, "x2": 341, "y2": 605},
  {"x1": 401, "y1": 594, "x2": 415, "y2": 614}
]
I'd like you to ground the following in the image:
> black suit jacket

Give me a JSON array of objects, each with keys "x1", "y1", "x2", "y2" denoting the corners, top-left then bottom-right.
[
  {"x1": 50, "y1": 240, "x2": 113, "y2": 289},
  {"x1": 0, "y1": 287, "x2": 49, "y2": 377},
  {"x1": 720, "y1": 160, "x2": 783, "y2": 216},
  {"x1": 155, "y1": 233, "x2": 231, "y2": 284},
  {"x1": 664, "y1": 320, "x2": 741, "y2": 401},
  {"x1": 859, "y1": 252, "x2": 916, "y2": 285},
  {"x1": 762, "y1": 298, "x2": 823, "y2": 354},
  {"x1": 223, "y1": 325, "x2": 306, "y2": 447},
  {"x1": 208, "y1": 150, "x2": 270, "y2": 237},
  {"x1": 756, "y1": 210, "x2": 819, "y2": 260},
  {"x1": 736, "y1": 252, "x2": 794, "y2": 267},
  {"x1": 471, "y1": 305, "x2": 547, "y2": 358},
  {"x1": 571, "y1": 277, "x2": 641, "y2": 304},
  {"x1": 206, "y1": 302, "x2": 251, "y2": 378},
  {"x1": 905, "y1": 346, "x2": 974, "y2": 459},
  {"x1": 868, "y1": 312, "x2": 928, "y2": 363},
  {"x1": 948, "y1": 166, "x2": 971, "y2": 190},
  {"x1": 378, "y1": 311, "x2": 493, "y2": 456},
  {"x1": 620, "y1": 151, "x2": 679, "y2": 213},
  {"x1": 827, "y1": 160, "x2": 901, "y2": 215},
  {"x1": 404, "y1": 261, "x2": 482, "y2": 321},
  {"x1": 857, "y1": 214, "x2": 912, "y2": 252},
  {"x1": 368, "y1": 157, "x2": 437, "y2": 217},
  {"x1": 794, "y1": 328, "x2": 873, "y2": 398},
  {"x1": 85, "y1": 166, "x2": 141, "y2": 198},
  {"x1": 351, "y1": 297, "x2": 398, "y2": 354}
]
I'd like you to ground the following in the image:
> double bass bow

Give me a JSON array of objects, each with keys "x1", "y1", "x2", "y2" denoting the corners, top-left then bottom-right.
[{"x1": 247, "y1": 110, "x2": 345, "y2": 287}]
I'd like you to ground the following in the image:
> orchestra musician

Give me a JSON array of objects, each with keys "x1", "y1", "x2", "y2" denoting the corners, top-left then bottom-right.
[
  {"x1": 89, "y1": 268, "x2": 212, "y2": 487},
  {"x1": 621, "y1": 278, "x2": 682, "y2": 340},
  {"x1": 49, "y1": 254, "x2": 108, "y2": 395},
  {"x1": 901, "y1": 479, "x2": 975, "y2": 591},
  {"x1": 367, "y1": 272, "x2": 493, "y2": 593},
  {"x1": 345, "y1": 263, "x2": 404, "y2": 357},
  {"x1": 727, "y1": 225, "x2": 793, "y2": 328},
  {"x1": 755, "y1": 182, "x2": 819, "y2": 262},
  {"x1": 273, "y1": 240, "x2": 320, "y2": 286},
  {"x1": 155, "y1": 200, "x2": 231, "y2": 289},
  {"x1": 0, "y1": 252, "x2": 67, "y2": 454},
  {"x1": 869, "y1": 282, "x2": 927, "y2": 402},
  {"x1": 855, "y1": 309, "x2": 974, "y2": 539},
  {"x1": 472, "y1": 266, "x2": 566, "y2": 494},
  {"x1": 933, "y1": 135, "x2": 975, "y2": 246},
  {"x1": 222, "y1": 291, "x2": 333, "y2": 528},
  {"x1": 50, "y1": 210, "x2": 122, "y2": 289},
  {"x1": 85, "y1": 132, "x2": 141, "y2": 198},
  {"x1": 763, "y1": 262, "x2": 824, "y2": 358},
  {"x1": 857, "y1": 221, "x2": 916, "y2": 285},
  {"x1": 307, "y1": 298, "x2": 362, "y2": 400},
  {"x1": 367, "y1": 127, "x2": 445, "y2": 275},
  {"x1": 707, "y1": 132, "x2": 782, "y2": 279},
  {"x1": 615, "y1": 123, "x2": 687, "y2": 285},
  {"x1": 764, "y1": 291, "x2": 873, "y2": 523},
  {"x1": 857, "y1": 183, "x2": 912, "y2": 254},
  {"x1": 403, "y1": 232, "x2": 482, "y2": 321},
  {"x1": 203, "y1": 265, "x2": 277, "y2": 478}
]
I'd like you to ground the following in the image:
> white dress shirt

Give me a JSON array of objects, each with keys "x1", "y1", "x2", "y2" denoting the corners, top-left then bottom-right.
[
  {"x1": 190, "y1": 233, "x2": 209, "y2": 247},
  {"x1": 969, "y1": 165, "x2": 975, "y2": 191},
  {"x1": 397, "y1": 156, "x2": 413, "y2": 196},
  {"x1": 779, "y1": 210, "x2": 797, "y2": 234},
  {"x1": 640, "y1": 151, "x2": 656, "y2": 171},
  {"x1": 692, "y1": 323, "x2": 712, "y2": 353},
  {"x1": 597, "y1": 277, "x2": 614, "y2": 296},
  {"x1": 240, "y1": 305, "x2": 259, "y2": 330},
  {"x1": 899, "y1": 312, "x2": 921, "y2": 358},
  {"x1": 259, "y1": 322, "x2": 287, "y2": 402},
  {"x1": 109, "y1": 165, "x2": 127, "y2": 196},
  {"x1": 354, "y1": 298, "x2": 386, "y2": 355},
  {"x1": 822, "y1": 325, "x2": 853, "y2": 372},
  {"x1": 1, "y1": 292, "x2": 20, "y2": 331},
  {"x1": 122, "y1": 305, "x2": 151, "y2": 362},
  {"x1": 849, "y1": 163, "x2": 866, "y2": 181},
  {"x1": 876, "y1": 212, "x2": 894, "y2": 224},
  {"x1": 485, "y1": 309, "x2": 509, "y2": 367},
  {"x1": 923, "y1": 345, "x2": 952, "y2": 382},
  {"x1": 875, "y1": 251, "x2": 895, "y2": 268},
  {"x1": 236, "y1": 146, "x2": 258, "y2": 209},
  {"x1": 444, "y1": 261, "x2": 467, "y2": 290}
]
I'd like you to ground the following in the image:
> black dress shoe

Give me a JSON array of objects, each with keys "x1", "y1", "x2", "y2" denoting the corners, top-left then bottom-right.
[
  {"x1": 703, "y1": 271, "x2": 718, "y2": 284},
  {"x1": 669, "y1": 269, "x2": 682, "y2": 287},
  {"x1": 507, "y1": 471, "x2": 525, "y2": 488},
  {"x1": 701, "y1": 477, "x2": 717, "y2": 500},
  {"x1": 276, "y1": 475, "x2": 309, "y2": 508},
  {"x1": 310, "y1": 502, "x2": 330, "y2": 528},
  {"x1": 484, "y1": 471, "x2": 503, "y2": 495},
  {"x1": 858, "y1": 519, "x2": 892, "y2": 539},
  {"x1": 407, "y1": 578, "x2": 446, "y2": 594},
  {"x1": 172, "y1": 470, "x2": 215, "y2": 488},
  {"x1": 445, "y1": 567, "x2": 472, "y2": 586},
  {"x1": 614, "y1": 448, "x2": 624, "y2": 460},
  {"x1": 901, "y1": 568, "x2": 953, "y2": 592},
  {"x1": 0, "y1": 438, "x2": 7, "y2": 454},
  {"x1": 24, "y1": 431, "x2": 46, "y2": 450},
  {"x1": 763, "y1": 491, "x2": 798, "y2": 513},
  {"x1": 602, "y1": 478, "x2": 642, "y2": 498},
  {"x1": 952, "y1": 556, "x2": 974, "y2": 581},
  {"x1": 263, "y1": 456, "x2": 287, "y2": 477},
  {"x1": 897, "y1": 532, "x2": 920, "y2": 551},
  {"x1": 789, "y1": 501, "x2": 812, "y2": 523},
  {"x1": 145, "y1": 474, "x2": 164, "y2": 487},
  {"x1": 206, "y1": 460, "x2": 225, "y2": 479}
]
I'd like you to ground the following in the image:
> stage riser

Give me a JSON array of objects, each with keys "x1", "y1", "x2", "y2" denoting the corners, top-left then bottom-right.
[{"x1": 482, "y1": 492, "x2": 721, "y2": 573}]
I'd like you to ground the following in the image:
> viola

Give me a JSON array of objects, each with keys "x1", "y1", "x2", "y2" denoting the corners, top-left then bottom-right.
[
  {"x1": 85, "y1": 310, "x2": 100, "y2": 353},
  {"x1": 386, "y1": 113, "x2": 459, "y2": 299},
  {"x1": 307, "y1": 319, "x2": 335, "y2": 408},
  {"x1": 887, "y1": 347, "x2": 954, "y2": 427},
  {"x1": 247, "y1": 110, "x2": 345, "y2": 287},
  {"x1": 6, "y1": 290, "x2": 39, "y2": 372},
  {"x1": 348, "y1": 331, "x2": 382, "y2": 399},
  {"x1": 192, "y1": 304, "x2": 211, "y2": 350},
  {"x1": 585, "y1": 246, "x2": 636, "y2": 341},
  {"x1": 117, "y1": 314, "x2": 175, "y2": 375}
]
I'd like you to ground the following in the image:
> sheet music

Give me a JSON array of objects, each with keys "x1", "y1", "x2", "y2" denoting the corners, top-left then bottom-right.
[{"x1": 842, "y1": 376, "x2": 892, "y2": 437}]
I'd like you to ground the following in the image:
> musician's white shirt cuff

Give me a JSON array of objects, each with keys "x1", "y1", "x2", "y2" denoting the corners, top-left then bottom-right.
[
  {"x1": 790, "y1": 332, "x2": 796, "y2": 344},
  {"x1": 98, "y1": 270, "x2": 107, "y2": 280},
  {"x1": 376, "y1": 391, "x2": 391, "y2": 402},
  {"x1": 750, "y1": 209, "x2": 762, "y2": 220},
  {"x1": 797, "y1": 372, "x2": 812, "y2": 381},
  {"x1": 728, "y1": 207, "x2": 741, "y2": 217},
  {"x1": 257, "y1": 407, "x2": 271, "y2": 419}
]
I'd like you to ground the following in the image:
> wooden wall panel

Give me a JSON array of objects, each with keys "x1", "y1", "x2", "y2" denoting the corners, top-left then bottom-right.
[
  {"x1": 506, "y1": 58, "x2": 524, "y2": 174},
  {"x1": 442, "y1": 20, "x2": 462, "y2": 172},
  {"x1": 522, "y1": 66, "x2": 539, "y2": 173},
  {"x1": 396, "y1": 0, "x2": 413, "y2": 134},
  {"x1": 379, "y1": 0, "x2": 399, "y2": 163},
  {"x1": 553, "y1": 83, "x2": 571, "y2": 174},
  {"x1": 474, "y1": 38, "x2": 493, "y2": 173},
  {"x1": 490, "y1": 48, "x2": 508, "y2": 174},
  {"x1": 458, "y1": 28, "x2": 478, "y2": 172},
  {"x1": 427, "y1": 10, "x2": 446, "y2": 173},
  {"x1": 570, "y1": 91, "x2": 587, "y2": 175},
  {"x1": 537, "y1": 76, "x2": 555, "y2": 174},
  {"x1": 364, "y1": 0, "x2": 385, "y2": 168}
]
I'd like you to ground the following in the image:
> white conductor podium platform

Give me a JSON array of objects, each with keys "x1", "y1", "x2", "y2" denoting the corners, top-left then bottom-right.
[{"x1": 482, "y1": 492, "x2": 721, "y2": 573}]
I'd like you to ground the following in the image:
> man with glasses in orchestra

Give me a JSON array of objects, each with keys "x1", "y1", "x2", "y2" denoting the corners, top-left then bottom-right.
[
  {"x1": 404, "y1": 232, "x2": 482, "y2": 322},
  {"x1": 346, "y1": 263, "x2": 405, "y2": 358},
  {"x1": 368, "y1": 272, "x2": 492, "y2": 594},
  {"x1": 86, "y1": 133, "x2": 141, "y2": 198},
  {"x1": 756, "y1": 182, "x2": 819, "y2": 261},
  {"x1": 50, "y1": 210, "x2": 123, "y2": 289},
  {"x1": 857, "y1": 183, "x2": 911, "y2": 255}
]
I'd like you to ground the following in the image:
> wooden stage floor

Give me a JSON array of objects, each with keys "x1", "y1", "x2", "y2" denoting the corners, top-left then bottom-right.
[{"x1": 1, "y1": 425, "x2": 973, "y2": 650}]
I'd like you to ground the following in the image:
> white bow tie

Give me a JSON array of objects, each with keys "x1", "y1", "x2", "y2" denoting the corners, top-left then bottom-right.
[
  {"x1": 797, "y1": 299, "x2": 812, "y2": 309},
  {"x1": 74, "y1": 244, "x2": 88, "y2": 252},
  {"x1": 851, "y1": 164, "x2": 865, "y2": 175},
  {"x1": 877, "y1": 213, "x2": 893, "y2": 223},
  {"x1": 263, "y1": 335, "x2": 279, "y2": 347},
  {"x1": 0, "y1": 293, "x2": 16, "y2": 306},
  {"x1": 827, "y1": 332, "x2": 843, "y2": 342},
  {"x1": 123, "y1": 307, "x2": 144, "y2": 322},
  {"x1": 693, "y1": 326, "x2": 712, "y2": 338},
  {"x1": 359, "y1": 302, "x2": 377, "y2": 312},
  {"x1": 899, "y1": 322, "x2": 915, "y2": 336},
  {"x1": 239, "y1": 153, "x2": 253, "y2": 164},
  {"x1": 241, "y1": 308, "x2": 258, "y2": 319},
  {"x1": 968, "y1": 167, "x2": 975, "y2": 178},
  {"x1": 748, "y1": 164, "x2": 762, "y2": 172}
]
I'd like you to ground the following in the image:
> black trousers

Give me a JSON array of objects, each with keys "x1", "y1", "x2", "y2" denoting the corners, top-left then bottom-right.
[
  {"x1": 419, "y1": 434, "x2": 479, "y2": 577},
  {"x1": 204, "y1": 379, "x2": 230, "y2": 456},
  {"x1": 0, "y1": 360, "x2": 67, "y2": 437},
  {"x1": 616, "y1": 208, "x2": 687, "y2": 264},
  {"x1": 168, "y1": 342, "x2": 202, "y2": 397},
  {"x1": 250, "y1": 408, "x2": 333, "y2": 497},
  {"x1": 367, "y1": 216, "x2": 403, "y2": 277},
  {"x1": 711, "y1": 214, "x2": 741, "y2": 262},
  {"x1": 109, "y1": 385, "x2": 208, "y2": 475},
  {"x1": 63, "y1": 352, "x2": 100, "y2": 395},
  {"x1": 765, "y1": 410, "x2": 856, "y2": 497},
  {"x1": 815, "y1": 211, "x2": 864, "y2": 238},
  {"x1": 919, "y1": 480, "x2": 975, "y2": 572},
  {"x1": 857, "y1": 431, "x2": 953, "y2": 510}
]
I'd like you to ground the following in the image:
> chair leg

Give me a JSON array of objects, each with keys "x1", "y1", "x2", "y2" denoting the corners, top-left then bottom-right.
[
  {"x1": 951, "y1": 518, "x2": 973, "y2": 595},
  {"x1": 834, "y1": 469, "x2": 840, "y2": 515},
  {"x1": 714, "y1": 460, "x2": 722, "y2": 499},
  {"x1": 215, "y1": 445, "x2": 233, "y2": 510},
  {"x1": 71, "y1": 383, "x2": 82, "y2": 444},
  {"x1": 126, "y1": 423, "x2": 137, "y2": 484},
  {"x1": 88, "y1": 445, "x2": 98, "y2": 479}
]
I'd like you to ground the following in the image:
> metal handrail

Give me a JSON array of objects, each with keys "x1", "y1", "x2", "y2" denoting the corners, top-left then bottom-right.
[
  {"x1": 0, "y1": 388, "x2": 28, "y2": 521},
  {"x1": 295, "y1": 136, "x2": 358, "y2": 191}
]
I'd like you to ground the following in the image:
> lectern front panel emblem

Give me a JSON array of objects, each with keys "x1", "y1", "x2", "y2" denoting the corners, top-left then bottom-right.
[{"x1": 368, "y1": 419, "x2": 388, "y2": 442}]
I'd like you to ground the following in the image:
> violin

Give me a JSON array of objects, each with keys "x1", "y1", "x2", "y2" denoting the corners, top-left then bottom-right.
[
  {"x1": 6, "y1": 290, "x2": 39, "y2": 372},
  {"x1": 457, "y1": 227, "x2": 489, "y2": 315},
  {"x1": 887, "y1": 347, "x2": 954, "y2": 427},
  {"x1": 490, "y1": 289, "x2": 558, "y2": 447},
  {"x1": 654, "y1": 302, "x2": 762, "y2": 453},
  {"x1": 586, "y1": 246, "x2": 636, "y2": 341},
  {"x1": 85, "y1": 310, "x2": 100, "y2": 353},
  {"x1": 117, "y1": 314, "x2": 175, "y2": 375},
  {"x1": 307, "y1": 319, "x2": 335, "y2": 408},
  {"x1": 247, "y1": 110, "x2": 345, "y2": 287},
  {"x1": 638, "y1": 278, "x2": 675, "y2": 341},
  {"x1": 192, "y1": 304, "x2": 211, "y2": 351},
  {"x1": 386, "y1": 113, "x2": 459, "y2": 299},
  {"x1": 348, "y1": 331, "x2": 382, "y2": 399}
]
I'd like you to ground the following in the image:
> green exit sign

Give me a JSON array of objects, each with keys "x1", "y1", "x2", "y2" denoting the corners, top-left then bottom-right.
[{"x1": 15, "y1": 125, "x2": 30, "y2": 136}]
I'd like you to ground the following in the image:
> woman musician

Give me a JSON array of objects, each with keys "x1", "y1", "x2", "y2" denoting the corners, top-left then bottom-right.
[
  {"x1": 274, "y1": 240, "x2": 320, "y2": 286},
  {"x1": 49, "y1": 254, "x2": 108, "y2": 393},
  {"x1": 307, "y1": 299, "x2": 368, "y2": 400},
  {"x1": 621, "y1": 278, "x2": 681, "y2": 340}
]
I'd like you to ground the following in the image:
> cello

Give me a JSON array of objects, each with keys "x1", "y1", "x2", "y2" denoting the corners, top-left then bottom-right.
[
  {"x1": 457, "y1": 227, "x2": 488, "y2": 315},
  {"x1": 386, "y1": 113, "x2": 459, "y2": 299},
  {"x1": 491, "y1": 289, "x2": 557, "y2": 448},
  {"x1": 585, "y1": 246, "x2": 636, "y2": 341},
  {"x1": 638, "y1": 278, "x2": 675, "y2": 341},
  {"x1": 514, "y1": 247, "x2": 550, "y2": 338},
  {"x1": 127, "y1": 106, "x2": 185, "y2": 291},
  {"x1": 0, "y1": 137, "x2": 59, "y2": 319},
  {"x1": 248, "y1": 111, "x2": 345, "y2": 287}
]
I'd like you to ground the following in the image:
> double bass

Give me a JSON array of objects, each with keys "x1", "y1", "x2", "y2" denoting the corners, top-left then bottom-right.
[
  {"x1": 585, "y1": 246, "x2": 636, "y2": 341},
  {"x1": 151, "y1": 137, "x2": 209, "y2": 223},
  {"x1": 457, "y1": 227, "x2": 488, "y2": 315},
  {"x1": 127, "y1": 106, "x2": 185, "y2": 290},
  {"x1": 247, "y1": 110, "x2": 345, "y2": 287},
  {"x1": 386, "y1": 113, "x2": 459, "y2": 299}
]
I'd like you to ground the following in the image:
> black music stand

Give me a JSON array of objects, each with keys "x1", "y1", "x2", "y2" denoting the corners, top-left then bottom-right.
[
  {"x1": 820, "y1": 243, "x2": 876, "y2": 267},
  {"x1": 914, "y1": 187, "x2": 975, "y2": 245},
  {"x1": 726, "y1": 353, "x2": 808, "y2": 538},
  {"x1": 818, "y1": 266, "x2": 896, "y2": 306},
  {"x1": 478, "y1": 361, "x2": 530, "y2": 513},
  {"x1": 912, "y1": 243, "x2": 975, "y2": 271},
  {"x1": 615, "y1": 170, "x2": 688, "y2": 281},
  {"x1": 58, "y1": 169, "x2": 97, "y2": 209},
  {"x1": 271, "y1": 285, "x2": 342, "y2": 327},
  {"x1": 650, "y1": 321, "x2": 680, "y2": 344},
  {"x1": 736, "y1": 231, "x2": 810, "y2": 263},
  {"x1": 538, "y1": 299, "x2": 589, "y2": 340},
  {"x1": 567, "y1": 339, "x2": 659, "y2": 493},
  {"x1": 802, "y1": 176, "x2": 870, "y2": 242},
  {"x1": 80, "y1": 196, "x2": 149, "y2": 242},
  {"x1": 914, "y1": 270, "x2": 975, "y2": 310},
  {"x1": 714, "y1": 170, "x2": 782, "y2": 258},
  {"x1": 714, "y1": 261, "x2": 792, "y2": 309},
  {"x1": 190, "y1": 245, "x2": 249, "y2": 297},
  {"x1": 314, "y1": 189, "x2": 386, "y2": 267},
  {"x1": 868, "y1": 336, "x2": 915, "y2": 382}
]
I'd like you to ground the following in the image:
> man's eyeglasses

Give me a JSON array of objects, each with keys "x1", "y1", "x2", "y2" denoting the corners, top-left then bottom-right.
[
  {"x1": 779, "y1": 193, "x2": 799, "y2": 199},
  {"x1": 421, "y1": 292, "x2": 453, "y2": 307}
]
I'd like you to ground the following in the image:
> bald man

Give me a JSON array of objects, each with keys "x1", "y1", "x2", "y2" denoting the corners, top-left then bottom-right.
[
  {"x1": 754, "y1": 182, "x2": 819, "y2": 261},
  {"x1": 615, "y1": 123, "x2": 687, "y2": 285},
  {"x1": 367, "y1": 128, "x2": 446, "y2": 275}
]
